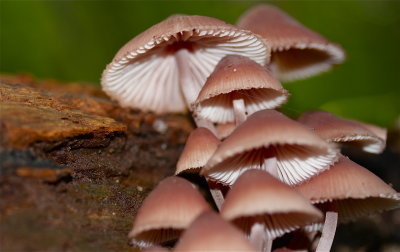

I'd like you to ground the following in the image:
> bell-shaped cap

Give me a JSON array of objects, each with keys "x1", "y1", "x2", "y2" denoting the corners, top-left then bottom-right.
[
  {"x1": 295, "y1": 155, "x2": 400, "y2": 223},
  {"x1": 175, "y1": 127, "x2": 220, "y2": 175},
  {"x1": 193, "y1": 55, "x2": 289, "y2": 123},
  {"x1": 237, "y1": 4, "x2": 345, "y2": 82},
  {"x1": 102, "y1": 15, "x2": 269, "y2": 113},
  {"x1": 174, "y1": 211, "x2": 257, "y2": 252},
  {"x1": 201, "y1": 109, "x2": 339, "y2": 186},
  {"x1": 128, "y1": 176, "x2": 210, "y2": 248},
  {"x1": 299, "y1": 110, "x2": 387, "y2": 154},
  {"x1": 220, "y1": 169, "x2": 323, "y2": 239}
]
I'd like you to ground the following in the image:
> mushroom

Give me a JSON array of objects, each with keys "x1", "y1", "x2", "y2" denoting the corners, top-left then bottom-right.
[
  {"x1": 295, "y1": 155, "x2": 400, "y2": 224},
  {"x1": 237, "y1": 4, "x2": 345, "y2": 82},
  {"x1": 201, "y1": 109, "x2": 339, "y2": 186},
  {"x1": 175, "y1": 127, "x2": 220, "y2": 175},
  {"x1": 128, "y1": 176, "x2": 210, "y2": 248},
  {"x1": 102, "y1": 14, "x2": 269, "y2": 114},
  {"x1": 174, "y1": 211, "x2": 258, "y2": 252},
  {"x1": 220, "y1": 169, "x2": 322, "y2": 251},
  {"x1": 175, "y1": 127, "x2": 225, "y2": 210},
  {"x1": 193, "y1": 55, "x2": 289, "y2": 126},
  {"x1": 298, "y1": 110, "x2": 387, "y2": 154}
]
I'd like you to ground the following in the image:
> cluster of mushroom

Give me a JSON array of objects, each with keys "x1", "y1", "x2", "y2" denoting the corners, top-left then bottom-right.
[{"x1": 101, "y1": 4, "x2": 400, "y2": 252}]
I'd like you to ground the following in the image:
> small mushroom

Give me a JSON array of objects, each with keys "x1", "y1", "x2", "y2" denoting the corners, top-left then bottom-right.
[
  {"x1": 201, "y1": 109, "x2": 339, "y2": 186},
  {"x1": 295, "y1": 155, "x2": 400, "y2": 224},
  {"x1": 175, "y1": 127, "x2": 225, "y2": 210},
  {"x1": 128, "y1": 176, "x2": 210, "y2": 248},
  {"x1": 237, "y1": 4, "x2": 345, "y2": 82},
  {"x1": 298, "y1": 110, "x2": 387, "y2": 154},
  {"x1": 174, "y1": 211, "x2": 258, "y2": 252},
  {"x1": 193, "y1": 55, "x2": 289, "y2": 125},
  {"x1": 102, "y1": 15, "x2": 269, "y2": 113},
  {"x1": 220, "y1": 169, "x2": 323, "y2": 241},
  {"x1": 175, "y1": 127, "x2": 220, "y2": 175}
]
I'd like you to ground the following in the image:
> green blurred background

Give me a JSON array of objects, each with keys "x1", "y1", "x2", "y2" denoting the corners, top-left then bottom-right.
[{"x1": 1, "y1": 0, "x2": 399, "y2": 127}]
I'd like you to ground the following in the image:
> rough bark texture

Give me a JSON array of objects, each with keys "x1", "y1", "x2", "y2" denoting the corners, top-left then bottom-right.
[
  {"x1": 0, "y1": 75, "x2": 193, "y2": 252},
  {"x1": 0, "y1": 74, "x2": 399, "y2": 252}
]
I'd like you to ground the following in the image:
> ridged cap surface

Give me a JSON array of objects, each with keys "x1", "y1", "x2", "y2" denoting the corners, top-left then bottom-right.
[
  {"x1": 237, "y1": 4, "x2": 345, "y2": 82},
  {"x1": 128, "y1": 176, "x2": 210, "y2": 247}
]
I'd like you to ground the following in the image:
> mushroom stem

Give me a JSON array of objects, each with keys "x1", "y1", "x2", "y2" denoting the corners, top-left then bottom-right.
[
  {"x1": 249, "y1": 223, "x2": 272, "y2": 252},
  {"x1": 263, "y1": 156, "x2": 279, "y2": 180},
  {"x1": 316, "y1": 211, "x2": 338, "y2": 252},
  {"x1": 206, "y1": 178, "x2": 224, "y2": 211},
  {"x1": 233, "y1": 98, "x2": 247, "y2": 126},
  {"x1": 192, "y1": 114, "x2": 218, "y2": 136},
  {"x1": 176, "y1": 49, "x2": 198, "y2": 108}
]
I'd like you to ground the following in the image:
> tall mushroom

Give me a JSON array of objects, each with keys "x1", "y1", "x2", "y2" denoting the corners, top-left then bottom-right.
[
  {"x1": 237, "y1": 4, "x2": 345, "y2": 82},
  {"x1": 102, "y1": 15, "x2": 269, "y2": 114},
  {"x1": 175, "y1": 127, "x2": 225, "y2": 210}
]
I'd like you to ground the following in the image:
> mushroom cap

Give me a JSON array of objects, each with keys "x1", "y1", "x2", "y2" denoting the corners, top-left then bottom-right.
[
  {"x1": 237, "y1": 4, "x2": 345, "y2": 82},
  {"x1": 193, "y1": 55, "x2": 289, "y2": 124},
  {"x1": 295, "y1": 155, "x2": 400, "y2": 223},
  {"x1": 215, "y1": 122, "x2": 236, "y2": 140},
  {"x1": 220, "y1": 169, "x2": 323, "y2": 239},
  {"x1": 128, "y1": 176, "x2": 210, "y2": 248},
  {"x1": 175, "y1": 127, "x2": 220, "y2": 175},
  {"x1": 174, "y1": 211, "x2": 257, "y2": 252},
  {"x1": 102, "y1": 15, "x2": 269, "y2": 113},
  {"x1": 298, "y1": 110, "x2": 387, "y2": 154},
  {"x1": 201, "y1": 109, "x2": 339, "y2": 186}
]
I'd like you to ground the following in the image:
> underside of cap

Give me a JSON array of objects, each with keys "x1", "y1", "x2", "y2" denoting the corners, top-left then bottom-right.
[
  {"x1": 202, "y1": 109, "x2": 339, "y2": 185},
  {"x1": 314, "y1": 196, "x2": 400, "y2": 224},
  {"x1": 299, "y1": 110, "x2": 387, "y2": 154},
  {"x1": 237, "y1": 4, "x2": 345, "y2": 82},
  {"x1": 102, "y1": 15, "x2": 269, "y2": 113}
]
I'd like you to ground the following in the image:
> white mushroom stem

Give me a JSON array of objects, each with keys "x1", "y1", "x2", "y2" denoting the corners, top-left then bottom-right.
[
  {"x1": 263, "y1": 157, "x2": 279, "y2": 180},
  {"x1": 233, "y1": 98, "x2": 247, "y2": 126},
  {"x1": 206, "y1": 178, "x2": 225, "y2": 211},
  {"x1": 176, "y1": 49, "x2": 199, "y2": 108},
  {"x1": 316, "y1": 211, "x2": 338, "y2": 252},
  {"x1": 249, "y1": 223, "x2": 272, "y2": 252},
  {"x1": 193, "y1": 114, "x2": 218, "y2": 136}
]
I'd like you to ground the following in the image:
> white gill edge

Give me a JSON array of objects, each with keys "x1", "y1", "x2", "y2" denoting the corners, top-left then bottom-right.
[
  {"x1": 206, "y1": 144, "x2": 338, "y2": 186},
  {"x1": 196, "y1": 89, "x2": 289, "y2": 124},
  {"x1": 331, "y1": 135, "x2": 384, "y2": 154},
  {"x1": 272, "y1": 42, "x2": 345, "y2": 82},
  {"x1": 102, "y1": 29, "x2": 268, "y2": 113}
]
